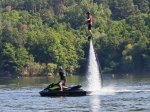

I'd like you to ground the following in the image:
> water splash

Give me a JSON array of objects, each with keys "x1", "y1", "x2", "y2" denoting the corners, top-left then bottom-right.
[{"x1": 86, "y1": 40, "x2": 102, "y2": 92}]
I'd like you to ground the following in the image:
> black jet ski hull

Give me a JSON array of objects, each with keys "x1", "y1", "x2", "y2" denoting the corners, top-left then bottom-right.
[
  {"x1": 39, "y1": 83, "x2": 90, "y2": 97},
  {"x1": 39, "y1": 89, "x2": 89, "y2": 97}
]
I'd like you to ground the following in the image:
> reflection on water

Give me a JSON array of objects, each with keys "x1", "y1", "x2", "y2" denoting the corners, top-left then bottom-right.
[
  {"x1": 90, "y1": 96, "x2": 101, "y2": 112},
  {"x1": 0, "y1": 74, "x2": 150, "y2": 112}
]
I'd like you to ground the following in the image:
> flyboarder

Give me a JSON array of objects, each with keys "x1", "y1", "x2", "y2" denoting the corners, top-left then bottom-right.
[{"x1": 86, "y1": 12, "x2": 93, "y2": 41}]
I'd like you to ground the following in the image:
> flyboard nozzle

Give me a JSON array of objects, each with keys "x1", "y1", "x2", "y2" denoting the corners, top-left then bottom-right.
[{"x1": 88, "y1": 35, "x2": 93, "y2": 41}]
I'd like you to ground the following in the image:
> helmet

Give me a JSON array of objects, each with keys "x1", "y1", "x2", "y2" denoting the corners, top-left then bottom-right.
[{"x1": 59, "y1": 66, "x2": 63, "y2": 70}]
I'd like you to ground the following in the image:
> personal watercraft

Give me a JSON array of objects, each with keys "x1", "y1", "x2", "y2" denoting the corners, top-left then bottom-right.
[{"x1": 39, "y1": 83, "x2": 90, "y2": 97}]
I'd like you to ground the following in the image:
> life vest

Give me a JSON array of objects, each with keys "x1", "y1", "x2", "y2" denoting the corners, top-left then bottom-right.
[{"x1": 59, "y1": 70, "x2": 66, "y2": 80}]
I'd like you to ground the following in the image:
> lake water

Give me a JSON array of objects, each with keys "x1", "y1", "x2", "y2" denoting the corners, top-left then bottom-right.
[{"x1": 0, "y1": 74, "x2": 150, "y2": 112}]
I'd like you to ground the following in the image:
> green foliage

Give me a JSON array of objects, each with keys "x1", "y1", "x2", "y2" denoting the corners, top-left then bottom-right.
[
  {"x1": 0, "y1": 0, "x2": 150, "y2": 76},
  {"x1": 0, "y1": 43, "x2": 32, "y2": 74},
  {"x1": 109, "y1": 0, "x2": 140, "y2": 20},
  {"x1": 46, "y1": 63, "x2": 57, "y2": 74},
  {"x1": 133, "y1": 0, "x2": 150, "y2": 13}
]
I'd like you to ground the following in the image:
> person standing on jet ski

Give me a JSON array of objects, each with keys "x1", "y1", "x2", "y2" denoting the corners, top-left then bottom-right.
[
  {"x1": 58, "y1": 66, "x2": 66, "y2": 91},
  {"x1": 86, "y1": 12, "x2": 93, "y2": 40}
]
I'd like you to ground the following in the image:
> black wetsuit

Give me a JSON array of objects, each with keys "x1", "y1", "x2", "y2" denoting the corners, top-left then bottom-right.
[{"x1": 59, "y1": 71, "x2": 65, "y2": 80}]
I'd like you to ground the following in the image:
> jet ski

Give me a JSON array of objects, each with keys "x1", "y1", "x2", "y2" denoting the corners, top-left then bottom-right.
[{"x1": 39, "y1": 83, "x2": 90, "y2": 97}]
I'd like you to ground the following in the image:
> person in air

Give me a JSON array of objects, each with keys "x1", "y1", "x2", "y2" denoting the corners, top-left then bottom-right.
[
  {"x1": 58, "y1": 66, "x2": 67, "y2": 91},
  {"x1": 86, "y1": 12, "x2": 93, "y2": 40}
]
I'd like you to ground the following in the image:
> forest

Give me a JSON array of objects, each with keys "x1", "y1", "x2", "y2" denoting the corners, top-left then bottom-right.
[{"x1": 0, "y1": 0, "x2": 149, "y2": 76}]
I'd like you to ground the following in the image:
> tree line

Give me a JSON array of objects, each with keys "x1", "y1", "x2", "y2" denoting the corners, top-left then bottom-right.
[{"x1": 0, "y1": 0, "x2": 149, "y2": 76}]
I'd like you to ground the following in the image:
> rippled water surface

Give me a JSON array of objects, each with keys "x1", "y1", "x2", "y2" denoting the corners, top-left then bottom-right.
[{"x1": 0, "y1": 74, "x2": 150, "y2": 112}]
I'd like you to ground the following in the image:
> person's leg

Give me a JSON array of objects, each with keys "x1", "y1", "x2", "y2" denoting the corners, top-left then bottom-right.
[
  {"x1": 59, "y1": 81, "x2": 63, "y2": 91},
  {"x1": 87, "y1": 24, "x2": 93, "y2": 41},
  {"x1": 88, "y1": 24, "x2": 92, "y2": 37},
  {"x1": 62, "y1": 79, "x2": 68, "y2": 89}
]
